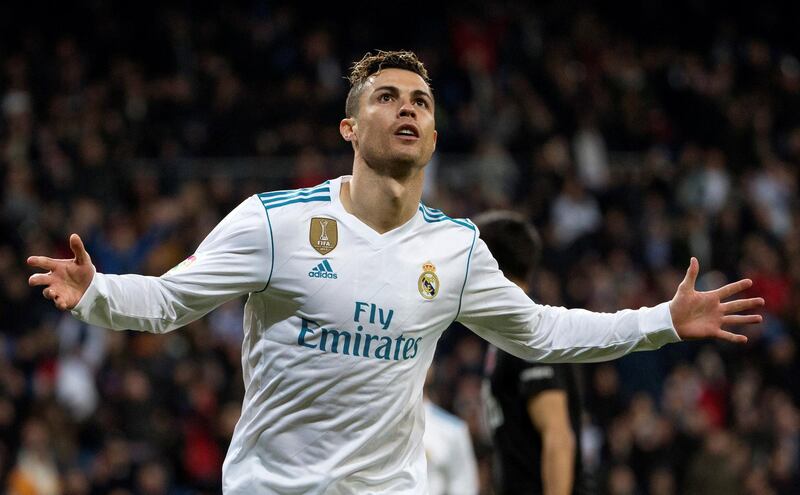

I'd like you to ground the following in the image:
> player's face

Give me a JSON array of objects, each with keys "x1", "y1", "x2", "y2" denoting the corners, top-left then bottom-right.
[{"x1": 345, "y1": 68, "x2": 437, "y2": 173}]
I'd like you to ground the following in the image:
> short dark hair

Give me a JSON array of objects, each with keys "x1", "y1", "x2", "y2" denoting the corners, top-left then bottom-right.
[
  {"x1": 472, "y1": 211, "x2": 542, "y2": 283},
  {"x1": 345, "y1": 50, "x2": 431, "y2": 118}
]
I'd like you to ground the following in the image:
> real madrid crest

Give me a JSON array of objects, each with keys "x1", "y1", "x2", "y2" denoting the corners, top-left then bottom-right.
[
  {"x1": 418, "y1": 261, "x2": 440, "y2": 300},
  {"x1": 310, "y1": 217, "x2": 338, "y2": 255}
]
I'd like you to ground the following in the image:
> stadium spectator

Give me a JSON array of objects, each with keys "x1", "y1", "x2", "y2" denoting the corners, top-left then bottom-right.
[{"x1": 0, "y1": 2, "x2": 796, "y2": 493}]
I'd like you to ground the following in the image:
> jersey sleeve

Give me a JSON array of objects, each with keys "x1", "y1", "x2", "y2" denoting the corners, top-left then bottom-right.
[
  {"x1": 456, "y1": 237, "x2": 680, "y2": 363},
  {"x1": 70, "y1": 195, "x2": 272, "y2": 334}
]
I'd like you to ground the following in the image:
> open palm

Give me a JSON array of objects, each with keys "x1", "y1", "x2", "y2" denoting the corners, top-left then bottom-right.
[
  {"x1": 669, "y1": 258, "x2": 764, "y2": 343},
  {"x1": 27, "y1": 234, "x2": 95, "y2": 311}
]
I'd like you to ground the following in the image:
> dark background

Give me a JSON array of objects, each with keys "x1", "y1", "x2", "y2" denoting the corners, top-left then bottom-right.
[{"x1": 1, "y1": 1, "x2": 798, "y2": 493}]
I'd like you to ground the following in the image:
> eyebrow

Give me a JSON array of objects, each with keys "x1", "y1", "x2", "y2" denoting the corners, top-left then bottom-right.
[{"x1": 372, "y1": 85, "x2": 434, "y2": 103}]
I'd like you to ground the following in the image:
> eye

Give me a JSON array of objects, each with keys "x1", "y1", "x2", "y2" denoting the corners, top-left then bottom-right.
[
  {"x1": 414, "y1": 98, "x2": 429, "y2": 108},
  {"x1": 379, "y1": 93, "x2": 393, "y2": 102}
]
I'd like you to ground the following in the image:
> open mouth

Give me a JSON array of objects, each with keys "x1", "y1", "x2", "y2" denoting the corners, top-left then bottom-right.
[{"x1": 394, "y1": 124, "x2": 419, "y2": 139}]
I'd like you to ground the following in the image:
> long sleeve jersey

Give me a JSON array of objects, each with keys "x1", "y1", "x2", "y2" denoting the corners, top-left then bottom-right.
[{"x1": 72, "y1": 176, "x2": 679, "y2": 494}]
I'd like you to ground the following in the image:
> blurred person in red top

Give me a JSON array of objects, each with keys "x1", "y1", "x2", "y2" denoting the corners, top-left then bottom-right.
[{"x1": 742, "y1": 234, "x2": 790, "y2": 316}]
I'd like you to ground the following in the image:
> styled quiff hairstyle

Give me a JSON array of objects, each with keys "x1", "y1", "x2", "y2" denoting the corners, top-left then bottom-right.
[{"x1": 345, "y1": 50, "x2": 431, "y2": 118}]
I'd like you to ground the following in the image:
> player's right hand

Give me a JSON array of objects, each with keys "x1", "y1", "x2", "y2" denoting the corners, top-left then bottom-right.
[
  {"x1": 669, "y1": 257, "x2": 763, "y2": 344},
  {"x1": 27, "y1": 233, "x2": 95, "y2": 311}
]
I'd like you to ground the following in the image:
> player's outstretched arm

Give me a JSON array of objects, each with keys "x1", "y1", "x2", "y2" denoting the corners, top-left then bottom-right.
[
  {"x1": 27, "y1": 234, "x2": 94, "y2": 311},
  {"x1": 669, "y1": 257, "x2": 764, "y2": 344},
  {"x1": 458, "y1": 237, "x2": 767, "y2": 363},
  {"x1": 24, "y1": 196, "x2": 271, "y2": 334}
]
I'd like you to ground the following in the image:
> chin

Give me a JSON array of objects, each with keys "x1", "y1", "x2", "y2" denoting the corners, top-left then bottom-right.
[
  {"x1": 393, "y1": 153, "x2": 428, "y2": 171},
  {"x1": 365, "y1": 155, "x2": 423, "y2": 177},
  {"x1": 392, "y1": 146, "x2": 431, "y2": 167},
  {"x1": 362, "y1": 144, "x2": 430, "y2": 173}
]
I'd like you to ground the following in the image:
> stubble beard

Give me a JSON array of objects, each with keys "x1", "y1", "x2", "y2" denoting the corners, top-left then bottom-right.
[{"x1": 361, "y1": 140, "x2": 429, "y2": 180}]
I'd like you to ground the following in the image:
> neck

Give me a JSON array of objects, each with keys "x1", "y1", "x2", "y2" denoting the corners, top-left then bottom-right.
[{"x1": 341, "y1": 158, "x2": 425, "y2": 234}]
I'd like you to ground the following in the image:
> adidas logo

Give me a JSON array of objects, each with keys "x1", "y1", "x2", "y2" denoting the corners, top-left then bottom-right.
[{"x1": 308, "y1": 259, "x2": 338, "y2": 279}]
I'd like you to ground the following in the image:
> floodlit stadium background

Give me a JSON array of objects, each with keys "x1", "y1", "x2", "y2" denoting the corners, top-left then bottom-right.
[{"x1": 2, "y1": 1, "x2": 799, "y2": 493}]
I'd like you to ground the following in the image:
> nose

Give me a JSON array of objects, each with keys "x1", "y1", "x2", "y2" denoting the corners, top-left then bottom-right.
[{"x1": 398, "y1": 100, "x2": 416, "y2": 119}]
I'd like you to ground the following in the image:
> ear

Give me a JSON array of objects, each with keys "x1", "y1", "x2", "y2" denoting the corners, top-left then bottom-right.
[
  {"x1": 339, "y1": 118, "x2": 357, "y2": 143},
  {"x1": 432, "y1": 129, "x2": 437, "y2": 151}
]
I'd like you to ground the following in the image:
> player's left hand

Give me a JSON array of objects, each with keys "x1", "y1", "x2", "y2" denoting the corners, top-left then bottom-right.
[
  {"x1": 669, "y1": 257, "x2": 764, "y2": 343},
  {"x1": 27, "y1": 234, "x2": 95, "y2": 311}
]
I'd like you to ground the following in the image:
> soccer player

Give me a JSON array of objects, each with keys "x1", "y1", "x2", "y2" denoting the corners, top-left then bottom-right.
[
  {"x1": 422, "y1": 366, "x2": 479, "y2": 495},
  {"x1": 27, "y1": 50, "x2": 764, "y2": 494},
  {"x1": 476, "y1": 210, "x2": 590, "y2": 494}
]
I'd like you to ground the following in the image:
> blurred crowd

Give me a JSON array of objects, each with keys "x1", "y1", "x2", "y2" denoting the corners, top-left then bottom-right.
[{"x1": 1, "y1": 1, "x2": 799, "y2": 494}]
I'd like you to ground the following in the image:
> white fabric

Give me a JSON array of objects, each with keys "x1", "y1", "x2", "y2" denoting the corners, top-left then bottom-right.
[
  {"x1": 423, "y1": 400, "x2": 479, "y2": 495},
  {"x1": 72, "y1": 175, "x2": 679, "y2": 494}
]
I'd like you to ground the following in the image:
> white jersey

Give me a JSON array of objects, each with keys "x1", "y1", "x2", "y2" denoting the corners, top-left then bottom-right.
[
  {"x1": 423, "y1": 400, "x2": 479, "y2": 495},
  {"x1": 71, "y1": 176, "x2": 679, "y2": 494}
]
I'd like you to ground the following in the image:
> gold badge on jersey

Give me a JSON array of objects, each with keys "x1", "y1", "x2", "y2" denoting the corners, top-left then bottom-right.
[
  {"x1": 418, "y1": 261, "x2": 439, "y2": 300},
  {"x1": 310, "y1": 217, "x2": 338, "y2": 255}
]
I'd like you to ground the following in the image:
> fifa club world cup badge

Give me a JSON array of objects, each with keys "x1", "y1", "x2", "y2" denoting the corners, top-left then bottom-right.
[
  {"x1": 310, "y1": 217, "x2": 338, "y2": 255},
  {"x1": 418, "y1": 261, "x2": 439, "y2": 300}
]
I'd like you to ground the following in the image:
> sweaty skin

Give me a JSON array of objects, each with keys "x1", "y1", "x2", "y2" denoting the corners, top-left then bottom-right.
[{"x1": 339, "y1": 68, "x2": 437, "y2": 234}]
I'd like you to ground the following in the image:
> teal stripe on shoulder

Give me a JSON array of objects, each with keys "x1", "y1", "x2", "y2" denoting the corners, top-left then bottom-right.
[
  {"x1": 261, "y1": 188, "x2": 331, "y2": 205},
  {"x1": 260, "y1": 186, "x2": 330, "y2": 202},
  {"x1": 259, "y1": 182, "x2": 331, "y2": 203},
  {"x1": 418, "y1": 206, "x2": 437, "y2": 222},
  {"x1": 264, "y1": 195, "x2": 331, "y2": 210},
  {"x1": 418, "y1": 204, "x2": 476, "y2": 231},
  {"x1": 260, "y1": 180, "x2": 329, "y2": 194},
  {"x1": 450, "y1": 218, "x2": 475, "y2": 230},
  {"x1": 421, "y1": 204, "x2": 445, "y2": 218}
]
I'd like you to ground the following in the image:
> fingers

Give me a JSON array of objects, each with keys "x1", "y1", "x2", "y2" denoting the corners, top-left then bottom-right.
[
  {"x1": 715, "y1": 329, "x2": 748, "y2": 344},
  {"x1": 679, "y1": 257, "x2": 699, "y2": 291},
  {"x1": 70, "y1": 234, "x2": 90, "y2": 265},
  {"x1": 721, "y1": 297, "x2": 765, "y2": 313},
  {"x1": 42, "y1": 287, "x2": 55, "y2": 301},
  {"x1": 714, "y1": 279, "x2": 754, "y2": 300},
  {"x1": 28, "y1": 273, "x2": 54, "y2": 287},
  {"x1": 722, "y1": 314, "x2": 763, "y2": 325},
  {"x1": 28, "y1": 234, "x2": 89, "y2": 269},
  {"x1": 27, "y1": 256, "x2": 58, "y2": 271},
  {"x1": 42, "y1": 287, "x2": 70, "y2": 311}
]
